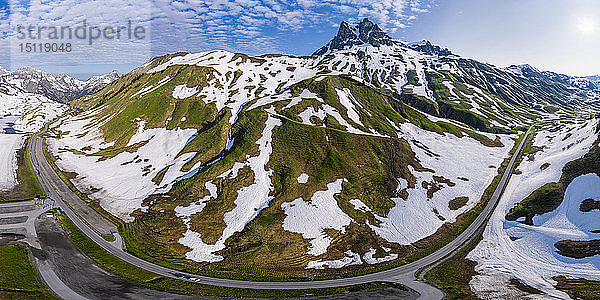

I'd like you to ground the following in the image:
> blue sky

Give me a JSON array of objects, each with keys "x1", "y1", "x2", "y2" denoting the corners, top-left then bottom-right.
[
  {"x1": 403, "y1": 0, "x2": 600, "y2": 77},
  {"x1": 1, "y1": 0, "x2": 599, "y2": 79}
]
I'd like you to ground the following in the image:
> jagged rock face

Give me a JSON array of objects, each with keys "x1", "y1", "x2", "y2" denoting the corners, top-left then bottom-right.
[
  {"x1": 313, "y1": 18, "x2": 400, "y2": 56},
  {"x1": 407, "y1": 40, "x2": 453, "y2": 56},
  {"x1": 0, "y1": 68, "x2": 120, "y2": 102}
]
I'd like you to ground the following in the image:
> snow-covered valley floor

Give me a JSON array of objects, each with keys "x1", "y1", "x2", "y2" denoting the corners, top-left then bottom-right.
[
  {"x1": 468, "y1": 119, "x2": 600, "y2": 299},
  {"x1": 0, "y1": 90, "x2": 67, "y2": 193}
]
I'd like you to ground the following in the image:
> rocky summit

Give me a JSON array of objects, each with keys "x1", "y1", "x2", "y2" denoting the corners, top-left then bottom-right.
[{"x1": 313, "y1": 18, "x2": 400, "y2": 56}]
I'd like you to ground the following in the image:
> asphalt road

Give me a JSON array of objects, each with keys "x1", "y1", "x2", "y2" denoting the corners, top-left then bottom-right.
[
  {"x1": 29, "y1": 123, "x2": 532, "y2": 300},
  {"x1": 37, "y1": 261, "x2": 89, "y2": 300}
]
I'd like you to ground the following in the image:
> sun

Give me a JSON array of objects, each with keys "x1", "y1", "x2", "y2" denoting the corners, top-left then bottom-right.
[{"x1": 577, "y1": 18, "x2": 597, "y2": 36}]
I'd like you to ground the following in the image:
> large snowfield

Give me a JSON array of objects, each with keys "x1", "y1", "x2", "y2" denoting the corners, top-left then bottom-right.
[
  {"x1": 48, "y1": 114, "x2": 200, "y2": 221},
  {"x1": 468, "y1": 119, "x2": 600, "y2": 299},
  {"x1": 370, "y1": 122, "x2": 516, "y2": 245},
  {"x1": 0, "y1": 90, "x2": 67, "y2": 192}
]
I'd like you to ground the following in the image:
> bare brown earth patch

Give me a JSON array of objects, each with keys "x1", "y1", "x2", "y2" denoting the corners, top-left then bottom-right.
[
  {"x1": 555, "y1": 239, "x2": 600, "y2": 259},
  {"x1": 449, "y1": 197, "x2": 469, "y2": 210},
  {"x1": 509, "y1": 278, "x2": 543, "y2": 295},
  {"x1": 580, "y1": 198, "x2": 600, "y2": 212},
  {"x1": 554, "y1": 276, "x2": 600, "y2": 300}
]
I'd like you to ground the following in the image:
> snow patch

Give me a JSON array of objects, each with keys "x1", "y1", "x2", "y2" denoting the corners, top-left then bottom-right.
[
  {"x1": 297, "y1": 173, "x2": 309, "y2": 184},
  {"x1": 176, "y1": 181, "x2": 223, "y2": 263},
  {"x1": 349, "y1": 199, "x2": 372, "y2": 213},
  {"x1": 172, "y1": 84, "x2": 198, "y2": 99},
  {"x1": 362, "y1": 248, "x2": 398, "y2": 264},
  {"x1": 307, "y1": 250, "x2": 362, "y2": 269},
  {"x1": 49, "y1": 118, "x2": 198, "y2": 222},
  {"x1": 335, "y1": 88, "x2": 362, "y2": 126},
  {"x1": 281, "y1": 179, "x2": 352, "y2": 256}
]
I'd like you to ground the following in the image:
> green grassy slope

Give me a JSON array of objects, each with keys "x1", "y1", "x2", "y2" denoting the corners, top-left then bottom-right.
[
  {"x1": 0, "y1": 244, "x2": 59, "y2": 299},
  {"x1": 52, "y1": 55, "x2": 536, "y2": 280}
]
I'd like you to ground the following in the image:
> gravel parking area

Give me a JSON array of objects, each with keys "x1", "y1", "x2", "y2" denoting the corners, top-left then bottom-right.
[{"x1": 0, "y1": 216, "x2": 28, "y2": 225}]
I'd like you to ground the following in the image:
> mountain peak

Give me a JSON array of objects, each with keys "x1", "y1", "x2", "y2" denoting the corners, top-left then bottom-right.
[
  {"x1": 515, "y1": 64, "x2": 538, "y2": 71},
  {"x1": 313, "y1": 18, "x2": 399, "y2": 56},
  {"x1": 15, "y1": 66, "x2": 43, "y2": 74},
  {"x1": 407, "y1": 40, "x2": 453, "y2": 56},
  {"x1": 55, "y1": 72, "x2": 80, "y2": 82},
  {"x1": 86, "y1": 70, "x2": 120, "y2": 85}
]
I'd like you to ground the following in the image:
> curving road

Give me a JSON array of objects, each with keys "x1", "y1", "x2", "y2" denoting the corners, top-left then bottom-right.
[
  {"x1": 29, "y1": 122, "x2": 533, "y2": 299},
  {"x1": 37, "y1": 261, "x2": 89, "y2": 300}
]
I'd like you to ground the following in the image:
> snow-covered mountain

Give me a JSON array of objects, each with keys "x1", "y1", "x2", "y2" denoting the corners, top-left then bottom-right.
[
  {"x1": 0, "y1": 76, "x2": 68, "y2": 198},
  {"x1": 313, "y1": 18, "x2": 402, "y2": 56},
  {"x1": 44, "y1": 18, "x2": 600, "y2": 285},
  {"x1": 0, "y1": 66, "x2": 114, "y2": 198},
  {"x1": 508, "y1": 64, "x2": 599, "y2": 92},
  {"x1": 78, "y1": 71, "x2": 122, "y2": 96},
  {"x1": 0, "y1": 68, "x2": 120, "y2": 103}
]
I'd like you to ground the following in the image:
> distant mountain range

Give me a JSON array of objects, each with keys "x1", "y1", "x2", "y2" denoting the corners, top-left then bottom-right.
[{"x1": 0, "y1": 67, "x2": 120, "y2": 103}]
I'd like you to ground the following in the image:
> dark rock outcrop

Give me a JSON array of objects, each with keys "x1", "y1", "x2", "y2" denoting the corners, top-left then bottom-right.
[
  {"x1": 408, "y1": 40, "x2": 453, "y2": 56},
  {"x1": 313, "y1": 18, "x2": 400, "y2": 56}
]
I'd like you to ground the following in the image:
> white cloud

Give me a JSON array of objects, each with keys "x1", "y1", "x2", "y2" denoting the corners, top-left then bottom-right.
[
  {"x1": 8, "y1": 0, "x2": 152, "y2": 70},
  {"x1": 1, "y1": 0, "x2": 433, "y2": 72},
  {"x1": 158, "y1": 0, "x2": 433, "y2": 52}
]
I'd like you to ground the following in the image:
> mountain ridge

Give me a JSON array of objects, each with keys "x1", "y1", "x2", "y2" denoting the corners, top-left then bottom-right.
[{"x1": 0, "y1": 67, "x2": 120, "y2": 103}]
